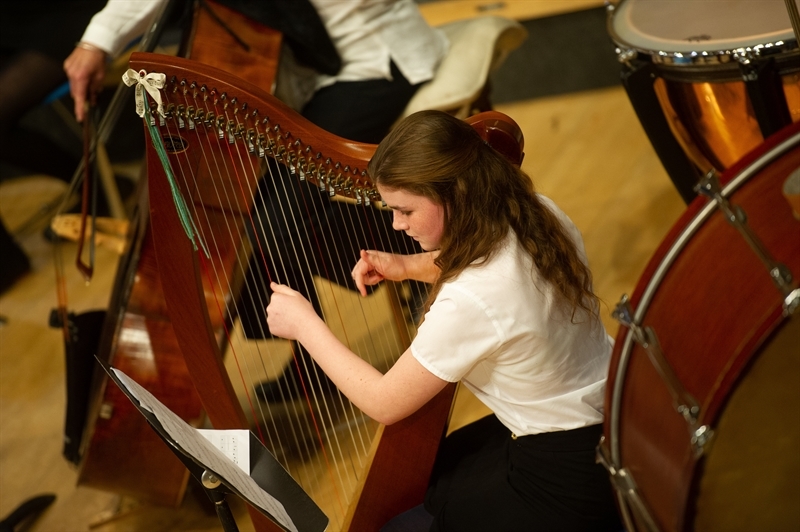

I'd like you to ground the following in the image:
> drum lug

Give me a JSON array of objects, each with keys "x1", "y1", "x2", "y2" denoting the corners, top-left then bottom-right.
[
  {"x1": 732, "y1": 48, "x2": 757, "y2": 66},
  {"x1": 696, "y1": 170, "x2": 796, "y2": 301},
  {"x1": 597, "y1": 437, "x2": 661, "y2": 532},
  {"x1": 785, "y1": 288, "x2": 800, "y2": 316},
  {"x1": 612, "y1": 294, "x2": 635, "y2": 328},
  {"x1": 615, "y1": 46, "x2": 638, "y2": 65},
  {"x1": 691, "y1": 424, "x2": 715, "y2": 458}
]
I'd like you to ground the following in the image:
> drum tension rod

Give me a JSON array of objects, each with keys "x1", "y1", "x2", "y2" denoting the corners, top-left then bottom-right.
[
  {"x1": 695, "y1": 170, "x2": 798, "y2": 316},
  {"x1": 613, "y1": 296, "x2": 714, "y2": 457},
  {"x1": 596, "y1": 438, "x2": 660, "y2": 532}
]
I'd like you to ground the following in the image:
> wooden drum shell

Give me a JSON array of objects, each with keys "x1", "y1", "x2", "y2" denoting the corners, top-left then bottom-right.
[{"x1": 604, "y1": 124, "x2": 800, "y2": 531}]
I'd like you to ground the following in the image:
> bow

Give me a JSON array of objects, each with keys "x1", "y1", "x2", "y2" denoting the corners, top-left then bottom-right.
[{"x1": 122, "y1": 69, "x2": 166, "y2": 118}]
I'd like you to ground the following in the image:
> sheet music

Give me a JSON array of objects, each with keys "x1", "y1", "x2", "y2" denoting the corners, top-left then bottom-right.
[
  {"x1": 198, "y1": 429, "x2": 250, "y2": 474},
  {"x1": 112, "y1": 368, "x2": 298, "y2": 532}
]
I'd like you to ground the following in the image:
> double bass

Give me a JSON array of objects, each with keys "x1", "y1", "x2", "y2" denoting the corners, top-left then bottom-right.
[
  {"x1": 127, "y1": 50, "x2": 524, "y2": 531},
  {"x1": 75, "y1": 0, "x2": 282, "y2": 506}
]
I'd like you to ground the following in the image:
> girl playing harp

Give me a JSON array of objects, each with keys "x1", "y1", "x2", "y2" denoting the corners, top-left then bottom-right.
[{"x1": 266, "y1": 110, "x2": 622, "y2": 531}]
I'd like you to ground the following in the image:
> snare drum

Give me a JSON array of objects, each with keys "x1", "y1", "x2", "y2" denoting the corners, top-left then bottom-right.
[
  {"x1": 598, "y1": 123, "x2": 800, "y2": 531},
  {"x1": 609, "y1": 0, "x2": 800, "y2": 202}
]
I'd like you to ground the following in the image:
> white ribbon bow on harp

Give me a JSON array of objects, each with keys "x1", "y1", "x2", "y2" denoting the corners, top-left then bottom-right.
[{"x1": 122, "y1": 68, "x2": 166, "y2": 118}]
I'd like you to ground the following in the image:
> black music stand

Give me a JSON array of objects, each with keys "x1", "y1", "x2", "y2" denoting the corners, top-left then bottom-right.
[{"x1": 97, "y1": 358, "x2": 328, "y2": 532}]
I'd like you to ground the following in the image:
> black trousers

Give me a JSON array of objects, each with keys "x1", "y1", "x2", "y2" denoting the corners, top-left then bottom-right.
[
  {"x1": 239, "y1": 61, "x2": 425, "y2": 340},
  {"x1": 425, "y1": 415, "x2": 622, "y2": 532}
]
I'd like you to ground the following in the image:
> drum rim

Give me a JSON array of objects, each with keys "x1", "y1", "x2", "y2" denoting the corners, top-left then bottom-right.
[
  {"x1": 606, "y1": 129, "x2": 800, "y2": 528},
  {"x1": 605, "y1": 128, "x2": 800, "y2": 527},
  {"x1": 607, "y1": 0, "x2": 798, "y2": 66}
]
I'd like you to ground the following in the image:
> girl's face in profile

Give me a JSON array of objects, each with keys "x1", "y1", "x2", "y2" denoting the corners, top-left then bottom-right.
[{"x1": 379, "y1": 186, "x2": 445, "y2": 251}]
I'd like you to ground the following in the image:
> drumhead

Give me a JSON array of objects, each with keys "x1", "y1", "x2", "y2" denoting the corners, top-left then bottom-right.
[{"x1": 610, "y1": 0, "x2": 796, "y2": 57}]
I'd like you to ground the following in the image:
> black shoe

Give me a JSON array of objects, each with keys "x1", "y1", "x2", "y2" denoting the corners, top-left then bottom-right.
[{"x1": 0, "y1": 493, "x2": 56, "y2": 532}]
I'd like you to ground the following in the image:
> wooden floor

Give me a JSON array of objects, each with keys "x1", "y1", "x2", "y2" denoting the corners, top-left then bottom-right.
[
  {"x1": 0, "y1": 83, "x2": 685, "y2": 532},
  {"x1": 0, "y1": 4, "x2": 688, "y2": 530}
]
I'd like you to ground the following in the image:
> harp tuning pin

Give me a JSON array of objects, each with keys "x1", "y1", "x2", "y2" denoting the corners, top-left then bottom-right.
[{"x1": 247, "y1": 130, "x2": 256, "y2": 153}]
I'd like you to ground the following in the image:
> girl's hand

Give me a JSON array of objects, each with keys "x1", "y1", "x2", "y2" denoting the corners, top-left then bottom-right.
[
  {"x1": 352, "y1": 250, "x2": 408, "y2": 296},
  {"x1": 266, "y1": 282, "x2": 319, "y2": 341},
  {"x1": 352, "y1": 250, "x2": 441, "y2": 295}
]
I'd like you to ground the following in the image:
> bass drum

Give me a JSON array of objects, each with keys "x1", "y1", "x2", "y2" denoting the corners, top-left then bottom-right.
[
  {"x1": 608, "y1": 0, "x2": 800, "y2": 201},
  {"x1": 600, "y1": 122, "x2": 800, "y2": 532}
]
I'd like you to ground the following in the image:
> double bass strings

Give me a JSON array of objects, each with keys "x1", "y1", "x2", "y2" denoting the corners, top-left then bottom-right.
[{"x1": 151, "y1": 80, "x2": 419, "y2": 528}]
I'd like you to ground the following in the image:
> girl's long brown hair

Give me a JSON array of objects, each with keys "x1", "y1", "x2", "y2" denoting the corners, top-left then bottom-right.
[{"x1": 368, "y1": 110, "x2": 598, "y2": 320}]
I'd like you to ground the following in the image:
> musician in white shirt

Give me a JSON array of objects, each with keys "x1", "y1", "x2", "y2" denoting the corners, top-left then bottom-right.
[
  {"x1": 65, "y1": 0, "x2": 447, "y2": 128},
  {"x1": 266, "y1": 110, "x2": 623, "y2": 531}
]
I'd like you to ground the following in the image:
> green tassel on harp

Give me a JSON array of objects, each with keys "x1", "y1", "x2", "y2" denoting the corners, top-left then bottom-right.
[{"x1": 144, "y1": 115, "x2": 210, "y2": 258}]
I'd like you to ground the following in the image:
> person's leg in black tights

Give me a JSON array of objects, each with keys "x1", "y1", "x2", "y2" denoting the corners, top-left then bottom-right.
[
  {"x1": 245, "y1": 62, "x2": 427, "y2": 402},
  {"x1": 0, "y1": 50, "x2": 75, "y2": 294},
  {"x1": 0, "y1": 50, "x2": 78, "y2": 182}
]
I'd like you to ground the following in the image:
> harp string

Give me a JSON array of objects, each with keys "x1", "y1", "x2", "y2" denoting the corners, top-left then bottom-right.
[
  {"x1": 153, "y1": 80, "x2": 421, "y2": 526},
  {"x1": 174, "y1": 87, "x2": 356, "y2": 516}
]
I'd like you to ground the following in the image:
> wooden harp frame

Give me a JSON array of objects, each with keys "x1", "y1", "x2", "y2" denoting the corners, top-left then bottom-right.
[{"x1": 129, "y1": 51, "x2": 523, "y2": 532}]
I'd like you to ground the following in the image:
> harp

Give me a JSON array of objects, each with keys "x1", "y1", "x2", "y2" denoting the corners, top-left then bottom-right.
[{"x1": 128, "y1": 51, "x2": 523, "y2": 531}]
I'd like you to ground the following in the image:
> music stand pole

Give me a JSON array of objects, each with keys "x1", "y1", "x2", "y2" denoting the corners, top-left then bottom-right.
[
  {"x1": 151, "y1": 430, "x2": 243, "y2": 532},
  {"x1": 200, "y1": 470, "x2": 239, "y2": 532}
]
